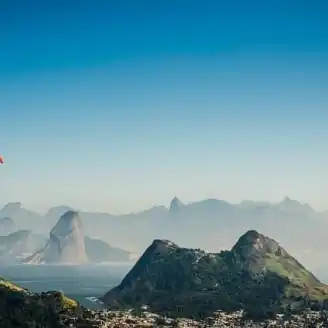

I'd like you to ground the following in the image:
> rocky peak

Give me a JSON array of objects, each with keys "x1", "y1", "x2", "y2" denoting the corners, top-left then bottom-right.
[
  {"x1": 111, "y1": 239, "x2": 179, "y2": 292},
  {"x1": 279, "y1": 197, "x2": 314, "y2": 214},
  {"x1": 51, "y1": 210, "x2": 81, "y2": 235},
  {"x1": 45, "y1": 206, "x2": 75, "y2": 221},
  {"x1": 150, "y1": 239, "x2": 178, "y2": 253},
  {"x1": 230, "y1": 230, "x2": 321, "y2": 285},
  {"x1": 169, "y1": 197, "x2": 184, "y2": 214},
  {"x1": 25, "y1": 211, "x2": 88, "y2": 264},
  {"x1": 0, "y1": 202, "x2": 22, "y2": 217},
  {"x1": 137, "y1": 239, "x2": 178, "y2": 262},
  {"x1": 231, "y1": 230, "x2": 286, "y2": 261}
]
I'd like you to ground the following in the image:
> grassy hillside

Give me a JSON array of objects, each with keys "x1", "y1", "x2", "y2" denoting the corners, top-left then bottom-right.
[{"x1": 104, "y1": 230, "x2": 328, "y2": 319}]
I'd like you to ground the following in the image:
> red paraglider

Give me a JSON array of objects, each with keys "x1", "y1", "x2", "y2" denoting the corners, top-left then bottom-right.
[{"x1": 0, "y1": 156, "x2": 4, "y2": 164}]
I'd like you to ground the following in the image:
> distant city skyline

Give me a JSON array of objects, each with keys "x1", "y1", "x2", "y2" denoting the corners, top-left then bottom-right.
[{"x1": 0, "y1": 1, "x2": 327, "y2": 213}]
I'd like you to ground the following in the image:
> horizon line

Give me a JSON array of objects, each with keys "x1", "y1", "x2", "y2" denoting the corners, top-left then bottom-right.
[{"x1": 0, "y1": 196, "x2": 323, "y2": 217}]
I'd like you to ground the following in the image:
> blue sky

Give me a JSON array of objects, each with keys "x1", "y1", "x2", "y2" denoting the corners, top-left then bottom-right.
[{"x1": 0, "y1": 0, "x2": 327, "y2": 213}]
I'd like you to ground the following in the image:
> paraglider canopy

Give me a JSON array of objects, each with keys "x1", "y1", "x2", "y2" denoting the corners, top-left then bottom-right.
[{"x1": 0, "y1": 156, "x2": 4, "y2": 164}]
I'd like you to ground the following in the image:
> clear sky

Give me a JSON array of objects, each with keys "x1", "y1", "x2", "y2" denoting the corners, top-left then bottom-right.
[{"x1": 0, "y1": 0, "x2": 327, "y2": 213}]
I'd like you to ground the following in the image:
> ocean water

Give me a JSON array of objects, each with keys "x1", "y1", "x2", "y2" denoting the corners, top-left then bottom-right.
[{"x1": 0, "y1": 262, "x2": 134, "y2": 308}]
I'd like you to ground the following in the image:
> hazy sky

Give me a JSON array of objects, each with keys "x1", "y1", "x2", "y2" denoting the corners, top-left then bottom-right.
[{"x1": 0, "y1": 0, "x2": 327, "y2": 213}]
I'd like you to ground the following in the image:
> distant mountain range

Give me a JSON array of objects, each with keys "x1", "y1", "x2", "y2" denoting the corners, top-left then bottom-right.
[
  {"x1": 1, "y1": 197, "x2": 328, "y2": 274},
  {"x1": 104, "y1": 230, "x2": 328, "y2": 319},
  {"x1": 0, "y1": 230, "x2": 46, "y2": 263}
]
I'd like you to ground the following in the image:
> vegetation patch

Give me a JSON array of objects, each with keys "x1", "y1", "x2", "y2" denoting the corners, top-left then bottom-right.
[{"x1": 0, "y1": 279, "x2": 26, "y2": 293}]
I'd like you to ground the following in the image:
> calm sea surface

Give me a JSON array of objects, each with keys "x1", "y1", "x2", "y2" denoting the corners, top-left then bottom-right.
[{"x1": 0, "y1": 262, "x2": 134, "y2": 308}]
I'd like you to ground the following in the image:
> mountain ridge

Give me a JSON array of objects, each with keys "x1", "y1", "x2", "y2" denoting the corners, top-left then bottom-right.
[
  {"x1": 2, "y1": 197, "x2": 328, "y2": 273},
  {"x1": 104, "y1": 229, "x2": 328, "y2": 318},
  {"x1": 0, "y1": 230, "x2": 47, "y2": 261},
  {"x1": 1, "y1": 196, "x2": 321, "y2": 218}
]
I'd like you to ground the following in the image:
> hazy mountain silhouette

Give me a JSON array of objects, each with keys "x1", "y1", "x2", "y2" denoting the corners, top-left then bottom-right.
[
  {"x1": 0, "y1": 230, "x2": 47, "y2": 262},
  {"x1": 24, "y1": 210, "x2": 132, "y2": 264},
  {"x1": 169, "y1": 196, "x2": 184, "y2": 215},
  {"x1": 44, "y1": 205, "x2": 75, "y2": 225},
  {"x1": 25, "y1": 211, "x2": 88, "y2": 264},
  {"x1": 2, "y1": 196, "x2": 328, "y2": 274},
  {"x1": 0, "y1": 217, "x2": 16, "y2": 236},
  {"x1": 84, "y1": 236, "x2": 133, "y2": 263},
  {"x1": 0, "y1": 203, "x2": 42, "y2": 231}
]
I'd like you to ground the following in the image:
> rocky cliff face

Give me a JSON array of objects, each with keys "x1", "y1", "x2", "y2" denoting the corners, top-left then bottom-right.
[
  {"x1": 25, "y1": 211, "x2": 88, "y2": 264},
  {"x1": 169, "y1": 197, "x2": 184, "y2": 215}
]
